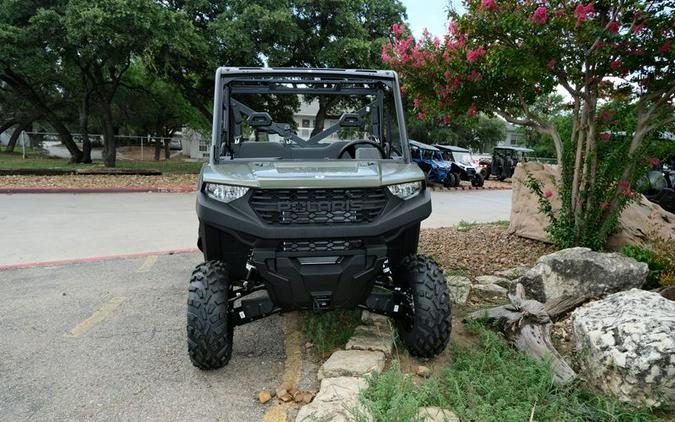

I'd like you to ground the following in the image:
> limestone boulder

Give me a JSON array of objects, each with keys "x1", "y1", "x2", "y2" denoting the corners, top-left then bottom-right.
[
  {"x1": 295, "y1": 377, "x2": 371, "y2": 422},
  {"x1": 447, "y1": 276, "x2": 471, "y2": 305},
  {"x1": 517, "y1": 247, "x2": 648, "y2": 303},
  {"x1": 508, "y1": 162, "x2": 675, "y2": 249},
  {"x1": 571, "y1": 289, "x2": 675, "y2": 407},
  {"x1": 317, "y1": 350, "x2": 385, "y2": 380}
]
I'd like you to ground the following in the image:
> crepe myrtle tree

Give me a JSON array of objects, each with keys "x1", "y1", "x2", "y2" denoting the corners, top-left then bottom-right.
[{"x1": 383, "y1": 0, "x2": 675, "y2": 250}]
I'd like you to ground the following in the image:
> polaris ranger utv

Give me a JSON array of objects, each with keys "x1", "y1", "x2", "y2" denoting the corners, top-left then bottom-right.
[{"x1": 188, "y1": 67, "x2": 451, "y2": 369}]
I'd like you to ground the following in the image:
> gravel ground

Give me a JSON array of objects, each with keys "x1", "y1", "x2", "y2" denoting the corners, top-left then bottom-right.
[
  {"x1": 0, "y1": 174, "x2": 198, "y2": 189},
  {"x1": 420, "y1": 223, "x2": 557, "y2": 278}
]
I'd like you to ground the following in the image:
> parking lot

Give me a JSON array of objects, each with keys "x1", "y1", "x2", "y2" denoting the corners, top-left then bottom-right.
[
  {"x1": 0, "y1": 189, "x2": 512, "y2": 421},
  {"x1": 0, "y1": 252, "x2": 286, "y2": 421}
]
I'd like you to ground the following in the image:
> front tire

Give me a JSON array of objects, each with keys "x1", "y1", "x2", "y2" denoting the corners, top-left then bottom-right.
[
  {"x1": 395, "y1": 255, "x2": 451, "y2": 358},
  {"x1": 471, "y1": 174, "x2": 484, "y2": 187},
  {"x1": 187, "y1": 261, "x2": 233, "y2": 370}
]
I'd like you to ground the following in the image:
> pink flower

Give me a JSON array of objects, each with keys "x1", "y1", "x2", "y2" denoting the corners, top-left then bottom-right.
[
  {"x1": 607, "y1": 21, "x2": 620, "y2": 33},
  {"x1": 601, "y1": 201, "x2": 610, "y2": 209},
  {"x1": 600, "y1": 111, "x2": 614, "y2": 123},
  {"x1": 381, "y1": 50, "x2": 391, "y2": 62},
  {"x1": 601, "y1": 132, "x2": 611, "y2": 141},
  {"x1": 531, "y1": 6, "x2": 547, "y2": 25},
  {"x1": 442, "y1": 115, "x2": 451, "y2": 125},
  {"x1": 467, "y1": 70, "x2": 482, "y2": 82},
  {"x1": 480, "y1": 0, "x2": 497, "y2": 11},
  {"x1": 443, "y1": 70, "x2": 451, "y2": 79},
  {"x1": 610, "y1": 60, "x2": 622, "y2": 70},
  {"x1": 546, "y1": 58, "x2": 557, "y2": 70},
  {"x1": 574, "y1": 3, "x2": 594, "y2": 24},
  {"x1": 392, "y1": 23, "x2": 405, "y2": 36},
  {"x1": 544, "y1": 191, "x2": 553, "y2": 199},
  {"x1": 466, "y1": 46, "x2": 486, "y2": 62},
  {"x1": 660, "y1": 40, "x2": 672, "y2": 53},
  {"x1": 632, "y1": 24, "x2": 643, "y2": 34},
  {"x1": 448, "y1": 21, "x2": 459, "y2": 36},
  {"x1": 417, "y1": 112, "x2": 426, "y2": 120},
  {"x1": 412, "y1": 98, "x2": 421, "y2": 108},
  {"x1": 648, "y1": 158, "x2": 661, "y2": 167},
  {"x1": 467, "y1": 104, "x2": 477, "y2": 117}
]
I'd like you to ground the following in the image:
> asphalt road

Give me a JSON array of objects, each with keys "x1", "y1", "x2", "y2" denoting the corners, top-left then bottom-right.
[
  {"x1": 0, "y1": 252, "x2": 287, "y2": 422},
  {"x1": 0, "y1": 190, "x2": 511, "y2": 266}
]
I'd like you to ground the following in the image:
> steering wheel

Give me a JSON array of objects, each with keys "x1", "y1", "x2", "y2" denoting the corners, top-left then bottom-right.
[{"x1": 337, "y1": 140, "x2": 386, "y2": 159}]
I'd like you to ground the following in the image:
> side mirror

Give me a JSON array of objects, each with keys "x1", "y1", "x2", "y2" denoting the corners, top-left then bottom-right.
[
  {"x1": 248, "y1": 112, "x2": 273, "y2": 128},
  {"x1": 339, "y1": 113, "x2": 362, "y2": 128}
]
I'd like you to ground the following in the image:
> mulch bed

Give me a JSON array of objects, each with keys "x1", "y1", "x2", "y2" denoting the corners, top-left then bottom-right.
[
  {"x1": 0, "y1": 174, "x2": 198, "y2": 190},
  {"x1": 420, "y1": 224, "x2": 557, "y2": 278}
]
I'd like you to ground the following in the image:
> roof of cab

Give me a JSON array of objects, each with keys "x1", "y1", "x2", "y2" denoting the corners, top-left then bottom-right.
[
  {"x1": 409, "y1": 140, "x2": 440, "y2": 151},
  {"x1": 494, "y1": 145, "x2": 535, "y2": 152},
  {"x1": 435, "y1": 144, "x2": 470, "y2": 153},
  {"x1": 216, "y1": 67, "x2": 397, "y2": 80}
]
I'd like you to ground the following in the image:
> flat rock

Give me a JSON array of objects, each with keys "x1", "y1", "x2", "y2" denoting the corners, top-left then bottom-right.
[
  {"x1": 475, "y1": 275, "x2": 512, "y2": 288},
  {"x1": 295, "y1": 377, "x2": 372, "y2": 422},
  {"x1": 416, "y1": 407, "x2": 460, "y2": 422},
  {"x1": 494, "y1": 266, "x2": 529, "y2": 280},
  {"x1": 446, "y1": 275, "x2": 471, "y2": 305},
  {"x1": 346, "y1": 325, "x2": 394, "y2": 355},
  {"x1": 361, "y1": 310, "x2": 390, "y2": 327},
  {"x1": 517, "y1": 247, "x2": 648, "y2": 303},
  {"x1": 472, "y1": 283, "x2": 508, "y2": 300},
  {"x1": 572, "y1": 289, "x2": 675, "y2": 407},
  {"x1": 317, "y1": 350, "x2": 385, "y2": 380}
]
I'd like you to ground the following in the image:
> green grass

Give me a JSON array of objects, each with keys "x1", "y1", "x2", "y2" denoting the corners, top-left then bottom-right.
[
  {"x1": 359, "y1": 322, "x2": 663, "y2": 422},
  {"x1": 456, "y1": 220, "x2": 510, "y2": 232},
  {"x1": 302, "y1": 309, "x2": 362, "y2": 357},
  {"x1": 0, "y1": 150, "x2": 202, "y2": 174}
]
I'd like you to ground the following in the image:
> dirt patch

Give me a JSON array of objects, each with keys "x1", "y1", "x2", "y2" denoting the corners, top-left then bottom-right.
[{"x1": 420, "y1": 224, "x2": 556, "y2": 279}]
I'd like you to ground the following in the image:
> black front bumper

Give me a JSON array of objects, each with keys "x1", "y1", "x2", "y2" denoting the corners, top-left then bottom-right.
[{"x1": 196, "y1": 187, "x2": 430, "y2": 309}]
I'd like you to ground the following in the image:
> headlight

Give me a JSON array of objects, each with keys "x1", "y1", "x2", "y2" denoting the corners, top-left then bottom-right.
[
  {"x1": 387, "y1": 181, "x2": 422, "y2": 200},
  {"x1": 204, "y1": 183, "x2": 249, "y2": 203}
]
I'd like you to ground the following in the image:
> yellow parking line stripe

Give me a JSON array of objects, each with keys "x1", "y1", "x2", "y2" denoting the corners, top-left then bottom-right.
[
  {"x1": 136, "y1": 255, "x2": 158, "y2": 273},
  {"x1": 65, "y1": 297, "x2": 127, "y2": 338}
]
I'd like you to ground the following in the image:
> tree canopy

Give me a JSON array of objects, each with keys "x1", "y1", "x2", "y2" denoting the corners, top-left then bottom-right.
[{"x1": 383, "y1": 0, "x2": 675, "y2": 249}]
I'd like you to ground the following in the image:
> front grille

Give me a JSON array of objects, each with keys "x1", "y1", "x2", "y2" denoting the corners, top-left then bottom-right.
[
  {"x1": 280, "y1": 240, "x2": 364, "y2": 253},
  {"x1": 250, "y1": 188, "x2": 387, "y2": 225}
]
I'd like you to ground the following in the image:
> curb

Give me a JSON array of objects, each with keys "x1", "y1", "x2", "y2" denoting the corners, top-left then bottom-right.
[
  {"x1": 0, "y1": 248, "x2": 200, "y2": 271},
  {"x1": 0, "y1": 185, "x2": 196, "y2": 194},
  {"x1": 429, "y1": 185, "x2": 512, "y2": 192}
]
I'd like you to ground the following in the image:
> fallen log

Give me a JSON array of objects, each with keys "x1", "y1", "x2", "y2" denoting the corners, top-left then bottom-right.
[{"x1": 466, "y1": 283, "x2": 576, "y2": 384}]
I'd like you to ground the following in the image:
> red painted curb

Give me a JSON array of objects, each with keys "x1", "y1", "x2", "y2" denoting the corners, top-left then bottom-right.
[
  {"x1": 0, "y1": 248, "x2": 200, "y2": 271},
  {"x1": 0, "y1": 185, "x2": 196, "y2": 194}
]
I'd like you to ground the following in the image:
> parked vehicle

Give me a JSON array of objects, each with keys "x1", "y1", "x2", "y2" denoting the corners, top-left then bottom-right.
[
  {"x1": 435, "y1": 144, "x2": 484, "y2": 187},
  {"x1": 490, "y1": 146, "x2": 534, "y2": 181},
  {"x1": 409, "y1": 140, "x2": 456, "y2": 187},
  {"x1": 639, "y1": 167, "x2": 675, "y2": 213},
  {"x1": 188, "y1": 67, "x2": 451, "y2": 369}
]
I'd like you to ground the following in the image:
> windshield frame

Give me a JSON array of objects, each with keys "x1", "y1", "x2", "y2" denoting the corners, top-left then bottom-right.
[{"x1": 210, "y1": 68, "x2": 410, "y2": 164}]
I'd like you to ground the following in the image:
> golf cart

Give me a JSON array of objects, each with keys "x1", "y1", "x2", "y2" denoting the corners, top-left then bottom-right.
[
  {"x1": 188, "y1": 68, "x2": 451, "y2": 369},
  {"x1": 409, "y1": 140, "x2": 456, "y2": 187},
  {"x1": 435, "y1": 144, "x2": 484, "y2": 187},
  {"x1": 490, "y1": 146, "x2": 534, "y2": 181}
]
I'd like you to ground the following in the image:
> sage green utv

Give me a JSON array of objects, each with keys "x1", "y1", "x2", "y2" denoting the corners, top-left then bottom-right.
[{"x1": 187, "y1": 67, "x2": 451, "y2": 369}]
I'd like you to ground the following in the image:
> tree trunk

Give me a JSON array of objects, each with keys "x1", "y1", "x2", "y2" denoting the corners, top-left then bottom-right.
[
  {"x1": 0, "y1": 119, "x2": 18, "y2": 145},
  {"x1": 164, "y1": 139, "x2": 170, "y2": 160},
  {"x1": 310, "y1": 96, "x2": 338, "y2": 137},
  {"x1": 465, "y1": 283, "x2": 576, "y2": 384},
  {"x1": 1, "y1": 70, "x2": 82, "y2": 163},
  {"x1": 79, "y1": 94, "x2": 92, "y2": 163},
  {"x1": 6, "y1": 121, "x2": 32, "y2": 152},
  {"x1": 100, "y1": 102, "x2": 116, "y2": 167},
  {"x1": 154, "y1": 137, "x2": 161, "y2": 161}
]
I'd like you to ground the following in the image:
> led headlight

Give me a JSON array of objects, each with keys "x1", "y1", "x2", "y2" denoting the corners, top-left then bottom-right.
[
  {"x1": 387, "y1": 181, "x2": 422, "y2": 200},
  {"x1": 204, "y1": 183, "x2": 249, "y2": 203}
]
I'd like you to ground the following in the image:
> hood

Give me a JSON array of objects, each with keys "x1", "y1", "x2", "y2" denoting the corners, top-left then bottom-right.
[{"x1": 202, "y1": 160, "x2": 424, "y2": 189}]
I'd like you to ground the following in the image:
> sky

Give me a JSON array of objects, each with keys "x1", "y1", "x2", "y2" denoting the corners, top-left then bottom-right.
[{"x1": 401, "y1": 0, "x2": 464, "y2": 39}]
